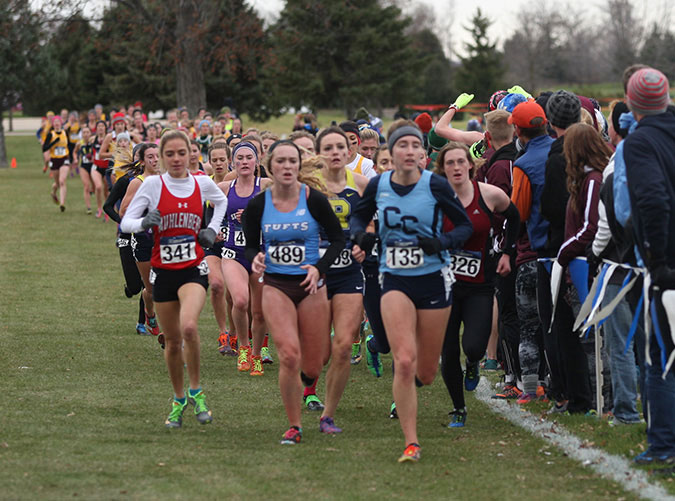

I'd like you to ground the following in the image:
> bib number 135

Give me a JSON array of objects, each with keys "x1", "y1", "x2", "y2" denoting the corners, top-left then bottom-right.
[
  {"x1": 268, "y1": 244, "x2": 305, "y2": 265},
  {"x1": 386, "y1": 247, "x2": 423, "y2": 269}
]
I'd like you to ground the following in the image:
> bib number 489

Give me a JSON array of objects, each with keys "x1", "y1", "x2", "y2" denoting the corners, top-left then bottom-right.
[{"x1": 268, "y1": 244, "x2": 305, "y2": 265}]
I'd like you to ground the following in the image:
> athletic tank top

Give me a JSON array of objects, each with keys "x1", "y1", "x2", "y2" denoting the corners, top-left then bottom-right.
[
  {"x1": 443, "y1": 180, "x2": 495, "y2": 284},
  {"x1": 92, "y1": 136, "x2": 107, "y2": 168},
  {"x1": 261, "y1": 184, "x2": 320, "y2": 275},
  {"x1": 79, "y1": 140, "x2": 94, "y2": 167},
  {"x1": 151, "y1": 175, "x2": 205, "y2": 270},
  {"x1": 376, "y1": 170, "x2": 448, "y2": 276},
  {"x1": 49, "y1": 131, "x2": 69, "y2": 159},
  {"x1": 223, "y1": 177, "x2": 261, "y2": 254},
  {"x1": 316, "y1": 169, "x2": 361, "y2": 273}
]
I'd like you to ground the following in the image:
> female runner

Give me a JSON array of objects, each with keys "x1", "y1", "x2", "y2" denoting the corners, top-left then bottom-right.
[
  {"x1": 75, "y1": 125, "x2": 95, "y2": 214},
  {"x1": 436, "y1": 142, "x2": 519, "y2": 427},
  {"x1": 119, "y1": 143, "x2": 162, "y2": 338},
  {"x1": 313, "y1": 127, "x2": 369, "y2": 433},
  {"x1": 121, "y1": 130, "x2": 227, "y2": 428},
  {"x1": 91, "y1": 120, "x2": 109, "y2": 216},
  {"x1": 242, "y1": 140, "x2": 345, "y2": 445},
  {"x1": 42, "y1": 116, "x2": 70, "y2": 211},
  {"x1": 219, "y1": 142, "x2": 272, "y2": 374},
  {"x1": 350, "y1": 120, "x2": 473, "y2": 462}
]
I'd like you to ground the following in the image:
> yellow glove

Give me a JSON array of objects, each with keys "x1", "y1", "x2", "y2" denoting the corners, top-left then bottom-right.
[
  {"x1": 452, "y1": 93, "x2": 475, "y2": 110},
  {"x1": 507, "y1": 85, "x2": 532, "y2": 99}
]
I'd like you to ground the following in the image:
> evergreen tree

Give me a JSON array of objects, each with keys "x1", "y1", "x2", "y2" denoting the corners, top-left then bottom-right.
[{"x1": 454, "y1": 8, "x2": 503, "y2": 102}]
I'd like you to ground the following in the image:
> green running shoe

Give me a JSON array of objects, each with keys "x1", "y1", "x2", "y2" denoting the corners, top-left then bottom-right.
[
  {"x1": 304, "y1": 394, "x2": 324, "y2": 411},
  {"x1": 350, "y1": 342, "x2": 362, "y2": 365},
  {"x1": 261, "y1": 346, "x2": 274, "y2": 364},
  {"x1": 389, "y1": 401, "x2": 398, "y2": 419},
  {"x1": 165, "y1": 399, "x2": 188, "y2": 428},
  {"x1": 365, "y1": 335, "x2": 382, "y2": 377},
  {"x1": 187, "y1": 390, "x2": 213, "y2": 424}
]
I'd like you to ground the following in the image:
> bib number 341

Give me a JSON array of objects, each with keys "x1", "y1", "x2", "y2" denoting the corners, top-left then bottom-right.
[{"x1": 160, "y1": 235, "x2": 196, "y2": 264}]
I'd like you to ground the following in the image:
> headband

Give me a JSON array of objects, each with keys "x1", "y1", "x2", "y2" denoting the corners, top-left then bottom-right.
[
  {"x1": 232, "y1": 141, "x2": 258, "y2": 161},
  {"x1": 387, "y1": 125, "x2": 423, "y2": 152},
  {"x1": 198, "y1": 119, "x2": 210, "y2": 129}
]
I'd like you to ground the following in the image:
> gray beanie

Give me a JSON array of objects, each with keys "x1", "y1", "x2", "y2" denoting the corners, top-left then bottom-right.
[{"x1": 545, "y1": 90, "x2": 581, "y2": 129}]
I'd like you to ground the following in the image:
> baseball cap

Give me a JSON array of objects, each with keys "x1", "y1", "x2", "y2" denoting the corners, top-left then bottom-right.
[{"x1": 508, "y1": 102, "x2": 547, "y2": 129}]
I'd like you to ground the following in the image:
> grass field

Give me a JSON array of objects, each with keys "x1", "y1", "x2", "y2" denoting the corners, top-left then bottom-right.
[{"x1": 0, "y1": 135, "x2": 670, "y2": 500}]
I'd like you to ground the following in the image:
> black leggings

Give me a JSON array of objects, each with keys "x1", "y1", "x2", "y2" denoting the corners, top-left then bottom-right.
[
  {"x1": 119, "y1": 238, "x2": 145, "y2": 325},
  {"x1": 363, "y1": 265, "x2": 389, "y2": 354},
  {"x1": 497, "y1": 258, "x2": 520, "y2": 380},
  {"x1": 441, "y1": 285, "x2": 494, "y2": 410}
]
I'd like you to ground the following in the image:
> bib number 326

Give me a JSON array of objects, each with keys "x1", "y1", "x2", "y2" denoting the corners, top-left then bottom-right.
[
  {"x1": 160, "y1": 235, "x2": 196, "y2": 264},
  {"x1": 386, "y1": 247, "x2": 423, "y2": 269},
  {"x1": 450, "y1": 252, "x2": 480, "y2": 277},
  {"x1": 268, "y1": 243, "x2": 305, "y2": 265}
]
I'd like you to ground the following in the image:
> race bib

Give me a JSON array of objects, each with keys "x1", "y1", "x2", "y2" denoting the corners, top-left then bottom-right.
[
  {"x1": 220, "y1": 226, "x2": 229, "y2": 241},
  {"x1": 116, "y1": 237, "x2": 130, "y2": 248},
  {"x1": 319, "y1": 248, "x2": 352, "y2": 269},
  {"x1": 54, "y1": 146, "x2": 67, "y2": 157},
  {"x1": 160, "y1": 235, "x2": 196, "y2": 264},
  {"x1": 221, "y1": 247, "x2": 237, "y2": 260},
  {"x1": 233, "y1": 230, "x2": 246, "y2": 247},
  {"x1": 268, "y1": 242, "x2": 305, "y2": 266},
  {"x1": 450, "y1": 251, "x2": 481, "y2": 278},
  {"x1": 386, "y1": 246, "x2": 424, "y2": 269},
  {"x1": 197, "y1": 259, "x2": 210, "y2": 276}
]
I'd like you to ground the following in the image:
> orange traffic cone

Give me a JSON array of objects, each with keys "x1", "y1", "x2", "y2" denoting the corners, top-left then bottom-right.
[{"x1": 10, "y1": 157, "x2": 17, "y2": 168}]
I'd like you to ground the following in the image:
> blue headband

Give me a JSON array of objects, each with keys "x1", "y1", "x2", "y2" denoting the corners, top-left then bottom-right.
[
  {"x1": 232, "y1": 141, "x2": 258, "y2": 161},
  {"x1": 387, "y1": 125, "x2": 423, "y2": 152},
  {"x1": 198, "y1": 119, "x2": 210, "y2": 129}
]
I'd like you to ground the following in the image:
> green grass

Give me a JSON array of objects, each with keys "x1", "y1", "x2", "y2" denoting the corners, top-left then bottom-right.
[{"x1": 0, "y1": 135, "x2": 648, "y2": 500}]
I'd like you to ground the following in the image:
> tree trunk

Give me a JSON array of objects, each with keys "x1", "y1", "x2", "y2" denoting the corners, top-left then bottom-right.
[
  {"x1": 9, "y1": 107, "x2": 13, "y2": 132},
  {"x1": 175, "y1": 0, "x2": 206, "y2": 117},
  {"x1": 0, "y1": 107, "x2": 8, "y2": 168}
]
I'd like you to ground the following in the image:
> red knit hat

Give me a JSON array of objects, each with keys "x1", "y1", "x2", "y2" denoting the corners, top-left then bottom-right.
[
  {"x1": 111, "y1": 112, "x2": 126, "y2": 125},
  {"x1": 627, "y1": 68, "x2": 670, "y2": 116},
  {"x1": 414, "y1": 112, "x2": 433, "y2": 134}
]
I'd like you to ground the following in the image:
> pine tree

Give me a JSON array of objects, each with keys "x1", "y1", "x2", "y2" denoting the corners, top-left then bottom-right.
[{"x1": 454, "y1": 8, "x2": 504, "y2": 102}]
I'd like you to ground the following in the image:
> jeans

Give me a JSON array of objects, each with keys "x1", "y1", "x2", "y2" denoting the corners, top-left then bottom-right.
[
  {"x1": 604, "y1": 284, "x2": 642, "y2": 423},
  {"x1": 516, "y1": 261, "x2": 541, "y2": 394},
  {"x1": 645, "y1": 288, "x2": 675, "y2": 455}
]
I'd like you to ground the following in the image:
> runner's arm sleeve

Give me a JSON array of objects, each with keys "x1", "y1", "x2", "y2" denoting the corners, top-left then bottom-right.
[
  {"x1": 197, "y1": 176, "x2": 228, "y2": 234},
  {"x1": 307, "y1": 188, "x2": 346, "y2": 274},
  {"x1": 499, "y1": 201, "x2": 520, "y2": 257},
  {"x1": 103, "y1": 176, "x2": 130, "y2": 224},
  {"x1": 511, "y1": 166, "x2": 532, "y2": 222},
  {"x1": 241, "y1": 192, "x2": 265, "y2": 263},
  {"x1": 42, "y1": 132, "x2": 58, "y2": 152},
  {"x1": 557, "y1": 177, "x2": 601, "y2": 267},
  {"x1": 349, "y1": 176, "x2": 380, "y2": 235},
  {"x1": 430, "y1": 175, "x2": 473, "y2": 250},
  {"x1": 120, "y1": 177, "x2": 159, "y2": 233}
]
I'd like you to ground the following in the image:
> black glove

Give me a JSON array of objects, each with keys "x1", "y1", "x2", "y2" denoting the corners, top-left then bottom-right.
[
  {"x1": 141, "y1": 209, "x2": 161, "y2": 230},
  {"x1": 352, "y1": 232, "x2": 377, "y2": 255},
  {"x1": 650, "y1": 265, "x2": 675, "y2": 290},
  {"x1": 585, "y1": 244, "x2": 601, "y2": 290},
  {"x1": 198, "y1": 228, "x2": 217, "y2": 249},
  {"x1": 418, "y1": 236, "x2": 442, "y2": 255}
]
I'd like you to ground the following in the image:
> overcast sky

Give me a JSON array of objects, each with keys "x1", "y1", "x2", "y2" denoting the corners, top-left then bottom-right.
[{"x1": 248, "y1": 0, "x2": 671, "y2": 59}]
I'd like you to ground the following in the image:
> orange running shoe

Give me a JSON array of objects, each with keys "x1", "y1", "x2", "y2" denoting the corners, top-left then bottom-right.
[
  {"x1": 250, "y1": 355, "x2": 264, "y2": 376},
  {"x1": 237, "y1": 346, "x2": 251, "y2": 372},
  {"x1": 398, "y1": 443, "x2": 421, "y2": 463}
]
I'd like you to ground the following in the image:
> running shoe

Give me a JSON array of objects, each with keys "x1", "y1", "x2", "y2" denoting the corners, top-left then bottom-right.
[
  {"x1": 491, "y1": 384, "x2": 522, "y2": 400},
  {"x1": 547, "y1": 401, "x2": 569, "y2": 414},
  {"x1": 464, "y1": 360, "x2": 480, "y2": 391},
  {"x1": 157, "y1": 333, "x2": 165, "y2": 350},
  {"x1": 304, "y1": 394, "x2": 324, "y2": 411},
  {"x1": 146, "y1": 314, "x2": 160, "y2": 336},
  {"x1": 350, "y1": 342, "x2": 362, "y2": 365},
  {"x1": 634, "y1": 450, "x2": 675, "y2": 465},
  {"x1": 60, "y1": 205, "x2": 65, "y2": 212},
  {"x1": 86, "y1": 208, "x2": 92, "y2": 215},
  {"x1": 516, "y1": 392, "x2": 538, "y2": 405},
  {"x1": 280, "y1": 427, "x2": 302, "y2": 445},
  {"x1": 237, "y1": 345, "x2": 251, "y2": 372},
  {"x1": 165, "y1": 399, "x2": 188, "y2": 428},
  {"x1": 398, "y1": 443, "x2": 421, "y2": 463},
  {"x1": 448, "y1": 408, "x2": 467, "y2": 428},
  {"x1": 261, "y1": 346, "x2": 274, "y2": 364},
  {"x1": 217, "y1": 332, "x2": 232, "y2": 355},
  {"x1": 187, "y1": 390, "x2": 213, "y2": 424},
  {"x1": 228, "y1": 334, "x2": 239, "y2": 356},
  {"x1": 250, "y1": 355, "x2": 264, "y2": 376},
  {"x1": 96, "y1": 209, "x2": 102, "y2": 218},
  {"x1": 389, "y1": 402, "x2": 398, "y2": 419},
  {"x1": 136, "y1": 323, "x2": 150, "y2": 336},
  {"x1": 536, "y1": 385, "x2": 549, "y2": 403},
  {"x1": 319, "y1": 416, "x2": 342, "y2": 434},
  {"x1": 480, "y1": 359, "x2": 499, "y2": 371},
  {"x1": 365, "y1": 335, "x2": 382, "y2": 377}
]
